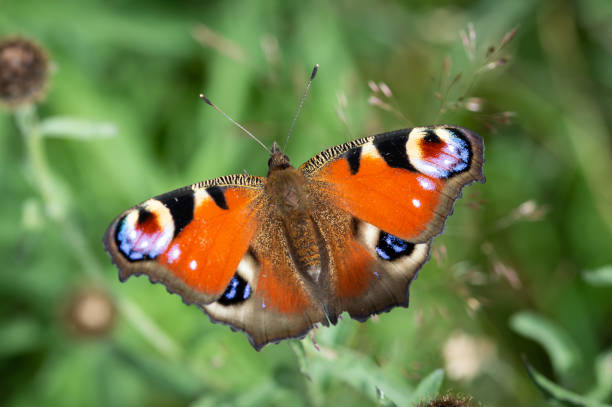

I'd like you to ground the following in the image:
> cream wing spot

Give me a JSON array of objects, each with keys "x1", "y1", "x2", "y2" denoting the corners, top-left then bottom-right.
[
  {"x1": 387, "y1": 241, "x2": 430, "y2": 274},
  {"x1": 355, "y1": 220, "x2": 380, "y2": 250},
  {"x1": 236, "y1": 251, "x2": 258, "y2": 285},
  {"x1": 360, "y1": 143, "x2": 381, "y2": 160},
  {"x1": 194, "y1": 188, "x2": 210, "y2": 209}
]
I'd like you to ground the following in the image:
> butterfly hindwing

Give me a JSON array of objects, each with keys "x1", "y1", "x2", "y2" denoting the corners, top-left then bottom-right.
[{"x1": 339, "y1": 219, "x2": 432, "y2": 319}]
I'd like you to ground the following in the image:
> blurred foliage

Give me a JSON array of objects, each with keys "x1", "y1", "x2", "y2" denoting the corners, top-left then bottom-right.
[{"x1": 1, "y1": 0, "x2": 612, "y2": 406}]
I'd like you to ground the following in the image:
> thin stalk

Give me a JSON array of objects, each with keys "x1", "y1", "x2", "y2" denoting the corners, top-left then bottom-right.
[{"x1": 15, "y1": 105, "x2": 180, "y2": 361}]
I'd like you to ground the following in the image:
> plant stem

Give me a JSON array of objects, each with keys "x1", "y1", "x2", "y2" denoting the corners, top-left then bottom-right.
[{"x1": 15, "y1": 105, "x2": 180, "y2": 361}]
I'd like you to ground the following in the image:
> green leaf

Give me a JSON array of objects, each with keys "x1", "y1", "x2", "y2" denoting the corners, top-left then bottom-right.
[
  {"x1": 190, "y1": 379, "x2": 301, "y2": 407},
  {"x1": 226, "y1": 379, "x2": 300, "y2": 407},
  {"x1": 303, "y1": 343, "x2": 414, "y2": 406},
  {"x1": 587, "y1": 351, "x2": 612, "y2": 402},
  {"x1": 0, "y1": 317, "x2": 42, "y2": 358},
  {"x1": 408, "y1": 369, "x2": 445, "y2": 406},
  {"x1": 39, "y1": 116, "x2": 118, "y2": 140},
  {"x1": 111, "y1": 344, "x2": 204, "y2": 399},
  {"x1": 510, "y1": 311, "x2": 581, "y2": 379},
  {"x1": 524, "y1": 357, "x2": 612, "y2": 407},
  {"x1": 289, "y1": 341, "x2": 310, "y2": 380},
  {"x1": 375, "y1": 385, "x2": 398, "y2": 407},
  {"x1": 582, "y1": 266, "x2": 612, "y2": 286}
]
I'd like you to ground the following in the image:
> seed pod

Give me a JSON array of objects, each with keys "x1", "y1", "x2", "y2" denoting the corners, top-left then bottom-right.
[{"x1": 0, "y1": 36, "x2": 50, "y2": 108}]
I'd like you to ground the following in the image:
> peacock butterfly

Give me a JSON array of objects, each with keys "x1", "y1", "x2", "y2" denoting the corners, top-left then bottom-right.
[{"x1": 103, "y1": 67, "x2": 485, "y2": 350}]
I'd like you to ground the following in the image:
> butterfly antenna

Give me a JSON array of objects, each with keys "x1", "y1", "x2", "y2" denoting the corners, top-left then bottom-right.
[
  {"x1": 199, "y1": 94, "x2": 272, "y2": 154},
  {"x1": 283, "y1": 64, "x2": 318, "y2": 153}
]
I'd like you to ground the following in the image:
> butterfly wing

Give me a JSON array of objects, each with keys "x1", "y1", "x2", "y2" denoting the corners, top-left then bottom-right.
[
  {"x1": 104, "y1": 173, "x2": 328, "y2": 350},
  {"x1": 300, "y1": 125, "x2": 484, "y2": 319},
  {"x1": 104, "y1": 174, "x2": 266, "y2": 306},
  {"x1": 202, "y1": 203, "x2": 328, "y2": 349}
]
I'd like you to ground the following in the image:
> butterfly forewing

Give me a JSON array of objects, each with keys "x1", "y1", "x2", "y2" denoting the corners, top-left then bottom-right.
[{"x1": 301, "y1": 126, "x2": 484, "y2": 243}]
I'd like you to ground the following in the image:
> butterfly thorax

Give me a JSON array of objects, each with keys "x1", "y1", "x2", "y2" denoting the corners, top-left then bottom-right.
[{"x1": 265, "y1": 162, "x2": 322, "y2": 283}]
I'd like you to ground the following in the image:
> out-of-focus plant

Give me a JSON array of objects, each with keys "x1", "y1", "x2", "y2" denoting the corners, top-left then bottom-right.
[
  {"x1": 511, "y1": 312, "x2": 612, "y2": 406},
  {"x1": 2, "y1": 36, "x2": 179, "y2": 358}
]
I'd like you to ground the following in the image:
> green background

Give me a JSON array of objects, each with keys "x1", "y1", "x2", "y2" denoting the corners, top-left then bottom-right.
[{"x1": 1, "y1": 0, "x2": 611, "y2": 406}]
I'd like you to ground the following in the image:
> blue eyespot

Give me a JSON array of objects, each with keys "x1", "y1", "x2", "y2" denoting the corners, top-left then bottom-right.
[
  {"x1": 218, "y1": 274, "x2": 251, "y2": 306},
  {"x1": 375, "y1": 231, "x2": 415, "y2": 261},
  {"x1": 411, "y1": 128, "x2": 472, "y2": 178},
  {"x1": 116, "y1": 214, "x2": 172, "y2": 261}
]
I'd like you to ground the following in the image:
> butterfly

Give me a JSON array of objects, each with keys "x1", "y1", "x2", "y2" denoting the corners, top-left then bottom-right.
[{"x1": 104, "y1": 120, "x2": 484, "y2": 350}]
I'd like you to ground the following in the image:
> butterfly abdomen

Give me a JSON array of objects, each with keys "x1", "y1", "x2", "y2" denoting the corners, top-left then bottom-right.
[{"x1": 266, "y1": 166, "x2": 323, "y2": 283}]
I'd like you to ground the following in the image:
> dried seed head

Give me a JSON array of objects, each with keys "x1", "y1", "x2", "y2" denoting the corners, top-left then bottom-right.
[
  {"x1": 0, "y1": 36, "x2": 50, "y2": 108},
  {"x1": 500, "y1": 26, "x2": 519, "y2": 50},
  {"x1": 417, "y1": 394, "x2": 475, "y2": 407},
  {"x1": 64, "y1": 287, "x2": 116, "y2": 338},
  {"x1": 368, "y1": 95, "x2": 392, "y2": 111},
  {"x1": 464, "y1": 97, "x2": 484, "y2": 112},
  {"x1": 379, "y1": 82, "x2": 392, "y2": 98},
  {"x1": 367, "y1": 80, "x2": 379, "y2": 94}
]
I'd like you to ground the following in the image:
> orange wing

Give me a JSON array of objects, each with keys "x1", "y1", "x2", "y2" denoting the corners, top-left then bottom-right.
[{"x1": 104, "y1": 174, "x2": 264, "y2": 305}]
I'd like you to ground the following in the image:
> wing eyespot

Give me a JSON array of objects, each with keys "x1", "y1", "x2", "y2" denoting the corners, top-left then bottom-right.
[
  {"x1": 217, "y1": 273, "x2": 252, "y2": 306},
  {"x1": 375, "y1": 231, "x2": 415, "y2": 261},
  {"x1": 115, "y1": 200, "x2": 175, "y2": 262},
  {"x1": 409, "y1": 127, "x2": 474, "y2": 179}
]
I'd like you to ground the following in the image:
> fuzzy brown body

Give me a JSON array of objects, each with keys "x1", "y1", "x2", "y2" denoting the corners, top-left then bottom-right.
[{"x1": 266, "y1": 161, "x2": 323, "y2": 283}]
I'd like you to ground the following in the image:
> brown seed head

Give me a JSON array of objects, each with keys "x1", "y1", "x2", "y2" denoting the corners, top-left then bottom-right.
[
  {"x1": 417, "y1": 394, "x2": 475, "y2": 407},
  {"x1": 0, "y1": 36, "x2": 49, "y2": 108},
  {"x1": 64, "y1": 287, "x2": 116, "y2": 338}
]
